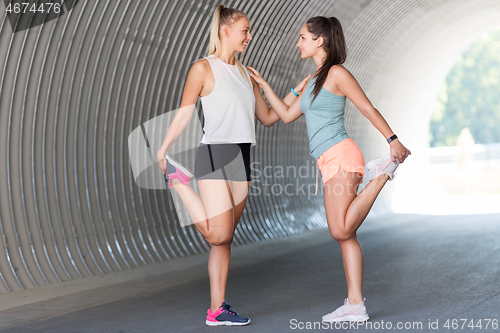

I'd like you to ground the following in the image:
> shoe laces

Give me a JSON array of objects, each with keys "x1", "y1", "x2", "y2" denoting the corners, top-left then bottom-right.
[{"x1": 220, "y1": 302, "x2": 238, "y2": 316}]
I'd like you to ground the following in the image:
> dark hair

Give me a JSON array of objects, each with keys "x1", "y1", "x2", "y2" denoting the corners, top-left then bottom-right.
[{"x1": 306, "y1": 16, "x2": 347, "y2": 103}]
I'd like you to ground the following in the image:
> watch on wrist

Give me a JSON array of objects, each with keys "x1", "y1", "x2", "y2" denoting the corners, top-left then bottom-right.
[{"x1": 387, "y1": 134, "x2": 398, "y2": 144}]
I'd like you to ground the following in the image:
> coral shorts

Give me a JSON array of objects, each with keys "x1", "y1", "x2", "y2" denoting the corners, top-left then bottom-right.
[{"x1": 315, "y1": 138, "x2": 365, "y2": 193}]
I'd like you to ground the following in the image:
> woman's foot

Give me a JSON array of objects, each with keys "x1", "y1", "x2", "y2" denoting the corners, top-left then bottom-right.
[
  {"x1": 322, "y1": 298, "x2": 369, "y2": 322},
  {"x1": 206, "y1": 302, "x2": 251, "y2": 326},
  {"x1": 366, "y1": 153, "x2": 399, "y2": 180},
  {"x1": 165, "y1": 155, "x2": 194, "y2": 188}
]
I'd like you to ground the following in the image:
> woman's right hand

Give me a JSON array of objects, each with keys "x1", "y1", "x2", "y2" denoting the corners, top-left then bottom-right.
[
  {"x1": 389, "y1": 139, "x2": 411, "y2": 163},
  {"x1": 157, "y1": 149, "x2": 167, "y2": 175}
]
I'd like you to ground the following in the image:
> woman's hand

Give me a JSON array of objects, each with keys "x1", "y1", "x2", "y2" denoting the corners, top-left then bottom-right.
[
  {"x1": 157, "y1": 149, "x2": 167, "y2": 174},
  {"x1": 293, "y1": 74, "x2": 312, "y2": 94},
  {"x1": 246, "y1": 66, "x2": 269, "y2": 89},
  {"x1": 389, "y1": 139, "x2": 411, "y2": 163}
]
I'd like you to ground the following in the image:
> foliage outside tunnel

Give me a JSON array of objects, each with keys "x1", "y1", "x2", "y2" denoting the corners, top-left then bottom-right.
[{"x1": 430, "y1": 28, "x2": 500, "y2": 147}]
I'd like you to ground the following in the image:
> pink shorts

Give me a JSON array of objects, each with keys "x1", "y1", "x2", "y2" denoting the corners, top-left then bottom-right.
[{"x1": 315, "y1": 138, "x2": 365, "y2": 193}]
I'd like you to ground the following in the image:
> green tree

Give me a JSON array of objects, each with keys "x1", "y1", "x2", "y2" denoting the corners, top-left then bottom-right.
[{"x1": 430, "y1": 29, "x2": 500, "y2": 147}]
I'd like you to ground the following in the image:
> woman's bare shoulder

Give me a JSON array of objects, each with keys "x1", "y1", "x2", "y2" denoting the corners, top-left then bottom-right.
[
  {"x1": 328, "y1": 64, "x2": 355, "y2": 83},
  {"x1": 190, "y1": 58, "x2": 211, "y2": 75},
  {"x1": 328, "y1": 64, "x2": 351, "y2": 76}
]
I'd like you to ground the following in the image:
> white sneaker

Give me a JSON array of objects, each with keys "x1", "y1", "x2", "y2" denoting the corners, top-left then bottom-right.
[
  {"x1": 322, "y1": 298, "x2": 369, "y2": 322},
  {"x1": 366, "y1": 153, "x2": 399, "y2": 181}
]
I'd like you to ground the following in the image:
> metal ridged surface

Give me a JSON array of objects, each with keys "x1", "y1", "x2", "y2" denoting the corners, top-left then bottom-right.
[{"x1": 0, "y1": 0, "x2": 499, "y2": 293}]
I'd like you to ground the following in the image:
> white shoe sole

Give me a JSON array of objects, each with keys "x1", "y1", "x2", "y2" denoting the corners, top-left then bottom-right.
[
  {"x1": 205, "y1": 319, "x2": 251, "y2": 326},
  {"x1": 165, "y1": 155, "x2": 194, "y2": 178},
  {"x1": 322, "y1": 314, "x2": 369, "y2": 322}
]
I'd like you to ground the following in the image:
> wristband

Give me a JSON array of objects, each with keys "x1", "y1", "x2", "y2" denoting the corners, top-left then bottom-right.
[
  {"x1": 291, "y1": 87, "x2": 299, "y2": 97},
  {"x1": 387, "y1": 134, "x2": 398, "y2": 144}
]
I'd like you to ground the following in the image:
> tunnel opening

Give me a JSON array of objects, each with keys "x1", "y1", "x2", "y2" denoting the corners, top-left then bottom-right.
[{"x1": 393, "y1": 27, "x2": 500, "y2": 215}]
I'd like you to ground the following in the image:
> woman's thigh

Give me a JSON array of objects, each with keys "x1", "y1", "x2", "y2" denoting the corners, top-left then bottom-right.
[
  {"x1": 228, "y1": 181, "x2": 250, "y2": 232},
  {"x1": 197, "y1": 179, "x2": 234, "y2": 231},
  {"x1": 323, "y1": 167, "x2": 362, "y2": 230}
]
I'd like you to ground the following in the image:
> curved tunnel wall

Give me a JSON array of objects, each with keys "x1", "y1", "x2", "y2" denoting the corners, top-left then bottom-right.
[{"x1": 0, "y1": 0, "x2": 499, "y2": 293}]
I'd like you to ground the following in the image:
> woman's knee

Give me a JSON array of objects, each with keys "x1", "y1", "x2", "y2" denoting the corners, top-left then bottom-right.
[
  {"x1": 328, "y1": 217, "x2": 349, "y2": 241},
  {"x1": 206, "y1": 234, "x2": 233, "y2": 246},
  {"x1": 329, "y1": 228, "x2": 355, "y2": 242}
]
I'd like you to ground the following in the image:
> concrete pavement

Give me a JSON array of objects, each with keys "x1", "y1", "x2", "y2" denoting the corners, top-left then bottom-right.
[{"x1": 1, "y1": 213, "x2": 499, "y2": 333}]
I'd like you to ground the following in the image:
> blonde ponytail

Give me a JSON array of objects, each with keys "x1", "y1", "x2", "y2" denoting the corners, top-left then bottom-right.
[
  {"x1": 207, "y1": 5, "x2": 225, "y2": 58},
  {"x1": 206, "y1": 4, "x2": 251, "y2": 86}
]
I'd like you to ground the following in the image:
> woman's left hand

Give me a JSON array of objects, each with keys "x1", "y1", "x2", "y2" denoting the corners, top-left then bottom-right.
[
  {"x1": 246, "y1": 66, "x2": 268, "y2": 89},
  {"x1": 390, "y1": 139, "x2": 411, "y2": 163}
]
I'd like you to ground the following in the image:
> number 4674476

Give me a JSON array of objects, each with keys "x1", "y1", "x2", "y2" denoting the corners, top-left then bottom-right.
[{"x1": 6, "y1": 2, "x2": 62, "y2": 14}]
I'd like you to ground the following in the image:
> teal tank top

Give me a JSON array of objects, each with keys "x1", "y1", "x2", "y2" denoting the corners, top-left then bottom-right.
[{"x1": 299, "y1": 76, "x2": 349, "y2": 161}]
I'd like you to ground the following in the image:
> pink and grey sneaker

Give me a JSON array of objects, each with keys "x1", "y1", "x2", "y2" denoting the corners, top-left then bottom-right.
[
  {"x1": 366, "y1": 153, "x2": 399, "y2": 181},
  {"x1": 165, "y1": 155, "x2": 194, "y2": 188},
  {"x1": 206, "y1": 302, "x2": 250, "y2": 326},
  {"x1": 322, "y1": 298, "x2": 369, "y2": 323}
]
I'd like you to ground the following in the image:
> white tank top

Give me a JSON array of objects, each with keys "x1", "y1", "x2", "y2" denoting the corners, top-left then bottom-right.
[{"x1": 200, "y1": 55, "x2": 256, "y2": 146}]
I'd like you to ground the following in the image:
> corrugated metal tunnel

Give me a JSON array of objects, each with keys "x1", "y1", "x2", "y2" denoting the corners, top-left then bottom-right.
[{"x1": 1, "y1": 0, "x2": 499, "y2": 294}]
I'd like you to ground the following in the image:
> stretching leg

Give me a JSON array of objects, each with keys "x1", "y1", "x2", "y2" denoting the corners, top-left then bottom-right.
[
  {"x1": 171, "y1": 179, "x2": 232, "y2": 240},
  {"x1": 324, "y1": 169, "x2": 389, "y2": 240}
]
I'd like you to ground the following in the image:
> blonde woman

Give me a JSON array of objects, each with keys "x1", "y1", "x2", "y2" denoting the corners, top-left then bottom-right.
[{"x1": 156, "y1": 5, "x2": 308, "y2": 326}]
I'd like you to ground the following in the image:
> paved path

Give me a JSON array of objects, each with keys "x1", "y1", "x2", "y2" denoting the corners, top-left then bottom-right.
[{"x1": 1, "y1": 213, "x2": 499, "y2": 333}]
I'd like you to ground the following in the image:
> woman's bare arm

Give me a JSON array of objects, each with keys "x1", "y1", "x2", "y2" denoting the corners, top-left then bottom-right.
[
  {"x1": 252, "y1": 74, "x2": 311, "y2": 126},
  {"x1": 156, "y1": 60, "x2": 208, "y2": 173},
  {"x1": 332, "y1": 65, "x2": 411, "y2": 162},
  {"x1": 247, "y1": 66, "x2": 308, "y2": 124}
]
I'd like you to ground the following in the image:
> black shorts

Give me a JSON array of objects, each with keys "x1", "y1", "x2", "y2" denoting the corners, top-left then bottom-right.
[{"x1": 194, "y1": 143, "x2": 251, "y2": 181}]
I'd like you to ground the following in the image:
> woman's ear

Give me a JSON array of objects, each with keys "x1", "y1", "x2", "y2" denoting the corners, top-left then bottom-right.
[
  {"x1": 316, "y1": 36, "x2": 324, "y2": 48},
  {"x1": 221, "y1": 26, "x2": 230, "y2": 39}
]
